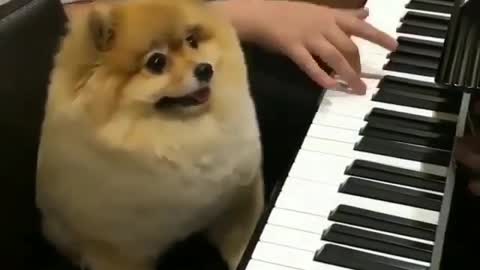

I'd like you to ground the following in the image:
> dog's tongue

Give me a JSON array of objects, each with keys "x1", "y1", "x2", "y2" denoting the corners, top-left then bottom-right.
[{"x1": 189, "y1": 87, "x2": 210, "y2": 103}]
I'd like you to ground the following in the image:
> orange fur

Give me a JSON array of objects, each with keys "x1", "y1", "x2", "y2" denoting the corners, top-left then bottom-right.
[{"x1": 36, "y1": 1, "x2": 264, "y2": 269}]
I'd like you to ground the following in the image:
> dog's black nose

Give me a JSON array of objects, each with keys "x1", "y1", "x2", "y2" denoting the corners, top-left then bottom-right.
[{"x1": 194, "y1": 63, "x2": 213, "y2": 82}]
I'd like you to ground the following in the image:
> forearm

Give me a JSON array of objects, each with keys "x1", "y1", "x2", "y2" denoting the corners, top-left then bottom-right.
[
  {"x1": 61, "y1": 0, "x2": 260, "y2": 42},
  {"x1": 206, "y1": 0, "x2": 262, "y2": 43}
]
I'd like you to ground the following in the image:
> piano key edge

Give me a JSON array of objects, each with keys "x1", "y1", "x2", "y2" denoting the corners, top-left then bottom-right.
[{"x1": 429, "y1": 92, "x2": 471, "y2": 270}]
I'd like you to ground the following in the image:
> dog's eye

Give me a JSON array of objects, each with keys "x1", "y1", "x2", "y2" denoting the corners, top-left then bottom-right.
[
  {"x1": 146, "y1": 52, "x2": 167, "y2": 74},
  {"x1": 186, "y1": 33, "x2": 198, "y2": 49}
]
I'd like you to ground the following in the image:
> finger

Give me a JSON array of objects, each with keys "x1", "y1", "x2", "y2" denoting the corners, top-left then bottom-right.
[
  {"x1": 336, "y1": 15, "x2": 398, "y2": 51},
  {"x1": 306, "y1": 37, "x2": 366, "y2": 94},
  {"x1": 325, "y1": 25, "x2": 362, "y2": 75},
  {"x1": 331, "y1": 75, "x2": 363, "y2": 95},
  {"x1": 285, "y1": 45, "x2": 337, "y2": 89},
  {"x1": 335, "y1": 7, "x2": 369, "y2": 20}
]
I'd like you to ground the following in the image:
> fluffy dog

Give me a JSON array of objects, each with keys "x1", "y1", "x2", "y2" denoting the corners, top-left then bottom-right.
[{"x1": 35, "y1": 0, "x2": 264, "y2": 269}]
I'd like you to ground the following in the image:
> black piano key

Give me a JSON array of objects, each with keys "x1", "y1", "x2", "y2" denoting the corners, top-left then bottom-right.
[
  {"x1": 354, "y1": 137, "x2": 452, "y2": 166},
  {"x1": 321, "y1": 224, "x2": 433, "y2": 262},
  {"x1": 314, "y1": 244, "x2": 428, "y2": 270},
  {"x1": 374, "y1": 74, "x2": 459, "y2": 114},
  {"x1": 359, "y1": 119, "x2": 454, "y2": 151},
  {"x1": 339, "y1": 177, "x2": 443, "y2": 211},
  {"x1": 389, "y1": 50, "x2": 440, "y2": 70},
  {"x1": 345, "y1": 159, "x2": 446, "y2": 192},
  {"x1": 398, "y1": 11, "x2": 449, "y2": 38},
  {"x1": 360, "y1": 121, "x2": 452, "y2": 150},
  {"x1": 406, "y1": 0, "x2": 454, "y2": 14},
  {"x1": 377, "y1": 75, "x2": 461, "y2": 105},
  {"x1": 364, "y1": 107, "x2": 457, "y2": 135},
  {"x1": 396, "y1": 36, "x2": 443, "y2": 59},
  {"x1": 329, "y1": 204, "x2": 437, "y2": 241},
  {"x1": 372, "y1": 89, "x2": 455, "y2": 114},
  {"x1": 384, "y1": 52, "x2": 438, "y2": 77}
]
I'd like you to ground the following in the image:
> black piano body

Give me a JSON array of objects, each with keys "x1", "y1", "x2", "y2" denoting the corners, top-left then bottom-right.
[{"x1": 239, "y1": 0, "x2": 480, "y2": 269}]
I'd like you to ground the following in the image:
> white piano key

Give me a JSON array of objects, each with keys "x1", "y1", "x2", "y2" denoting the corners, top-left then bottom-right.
[
  {"x1": 362, "y1": 19, "x2": 446, "y2": 44},
  {"x1": 300, "y1": 137, "x2": 448, "y2": 177},
  {"x1": 361, "y1": 64, "x2": 440, "y2": 83},
  {"x1": 277, "y1": 177, "x2": 440, "y2": 224},
  {"x1": 287, "y1": 158, "x2": 444, "y2": 196},
  {"x1": 246, "y1": 260, "x2": 302, "y2": 270},
  {"x1": 404, "y1": 7, "x2": 452, "y2": 18},
  {"x1": 382, "y1": 69, "x2": 439, "y2": 83},
  {"x1": 356, "y1": 32, "x2": 445, "y2": 80},
  {"x1": 290, "y1": 148, "x2": 446, "y2": 180},
  {"x1": 319, "y1": 79, "x2": 458, "y2": 122},
  {"x1": 251, "y1": 241, "x2": 352, "y2": 270},
  {"x1": 289, "y1": 152, "x2": 353, "y2": 181},
  {"x1": 312, "y1": 113, "x2": 366, "y2": 131},
  {"x1": 268, "y1": 208, "x2": 435, "y2": 245},
  {"x1": 355, "y1": 33, "x2": 444, "y2": 80},
  {"x1": 317, "y1": 97, "x2": 457, "y2": 122},
  {"x1": 306, "y1": 124, "x2": 358, "y2": 144},
  {"x1": 306, "y1": 123, "x2": 452, "y2": 163},
  {"x1": 260, "y1": 222, "x2": 431, "y2": 266}
]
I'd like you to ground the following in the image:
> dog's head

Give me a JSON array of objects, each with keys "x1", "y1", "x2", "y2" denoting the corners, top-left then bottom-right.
[{"x1": 50, "y1": 0, "x2": 248, "y2": 126}]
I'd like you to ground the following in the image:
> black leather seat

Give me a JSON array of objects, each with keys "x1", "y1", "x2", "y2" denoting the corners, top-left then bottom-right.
[
  {"x1": 0, "y1": 0, "x2": 68, "y2": 269},
  {"x1": 0, "y1": 1, "x2": 322, "y2": 269}
]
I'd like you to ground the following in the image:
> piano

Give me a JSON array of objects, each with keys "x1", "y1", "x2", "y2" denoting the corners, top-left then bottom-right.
[
  {"x1": 2, "y1": 0, "x2": 479, "y2": 269},
  {"x1": 237, "y1": 0, "x2": 480, "y2": 269}
]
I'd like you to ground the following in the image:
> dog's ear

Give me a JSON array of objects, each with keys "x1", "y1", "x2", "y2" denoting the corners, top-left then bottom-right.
[{"x1": 87, "y1": 4, "x2": 117, "y2": 51}]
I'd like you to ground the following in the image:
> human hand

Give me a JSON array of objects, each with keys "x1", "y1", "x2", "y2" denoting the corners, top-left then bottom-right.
[{"x1": 232, "y1": 0, "x2": 398, "y2": 94}]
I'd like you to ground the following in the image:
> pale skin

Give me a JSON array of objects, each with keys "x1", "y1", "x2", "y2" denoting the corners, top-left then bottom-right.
[{"x1": 64, "y1": 0, "x2": 398, "y2": 95}]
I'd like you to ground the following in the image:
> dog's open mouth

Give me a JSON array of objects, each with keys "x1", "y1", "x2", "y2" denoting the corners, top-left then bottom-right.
[{"x1": 155, "y1": 87, "x2": 211, "y2": 109}]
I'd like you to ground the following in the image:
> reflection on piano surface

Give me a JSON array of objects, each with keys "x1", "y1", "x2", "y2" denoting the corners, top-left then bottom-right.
[{"x1": 237, "y1": 0, "x2": 480, "y2": 269}]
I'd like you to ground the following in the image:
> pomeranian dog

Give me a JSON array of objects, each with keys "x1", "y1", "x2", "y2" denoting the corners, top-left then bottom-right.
[{"x1": 35, "y1": 0, "x2": 264, "y2": 270}]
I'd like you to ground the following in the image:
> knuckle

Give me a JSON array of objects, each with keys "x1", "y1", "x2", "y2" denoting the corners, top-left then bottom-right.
[{"x1": 320, "y1": 43, "x2": 336, "y2": 58}]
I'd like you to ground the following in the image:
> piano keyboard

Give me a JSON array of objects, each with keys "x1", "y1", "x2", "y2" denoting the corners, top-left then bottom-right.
[{"x1": 242, "y1": 0, "x2": 466, "y2": 269}]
